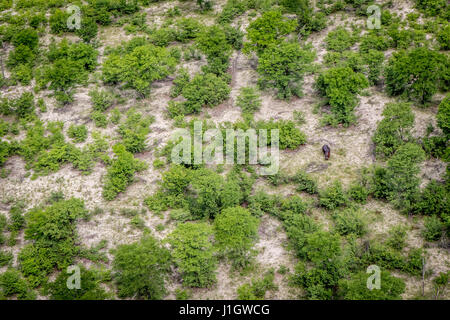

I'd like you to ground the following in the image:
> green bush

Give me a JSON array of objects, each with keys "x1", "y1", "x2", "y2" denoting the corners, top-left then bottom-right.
[
  {"x1": 386, "y1": 225, "x2": 407, "y2": 251},
  {"x1": 347, "y1": 183, "x2": 368, "y2": 204},
  {"x1": 0, "y1": 141, "x2": 11, "y2": 167},
  {"x1": 325, "y1": 27, "x2": 357, "y2": 52},
  {"x1": 257, "y1": 42, "x2": 315, "y2": 100},
  {"x1": 266, "y1": 171, "x2": 291, "y2": 186},
  {"x1": 118, "y1": 109, "x2": 154, "y2": 153},
  {"x1": 413, "y1": 0, "x2": 448, "y2": 17},
  {"x1": 437, "y1": 94, "x2": 450, "y2": 138},
  {"x1": 364, "y1": 49, "x2": 385, "y2": 85},
  {"x1": 0, "y1": 269, "x2": 35, "y2": 300},
  {"x1": 180, "y1": 73, "x2": 231, "y2": 114},
  {"x1": 76, "y1": 18, "x2": 98, "y2": 43},
  {"x1": 174, "y1": 18, "x2": 202, "y2": 42},
  {"x1": 237, "y1": 269, "x2": 277, "y2": 299},
  {"x1": 422, "y1": 135, "x2": 448, "y2": 160},
  {"x1": 422, "y1": 215, "x2": 443, "y2": 241},
  {"x1": 256, "y1": 119, "x2": 306, "y2": 150},
  {"x1": 67, "y1": 124, "x2": 88, "y2": 143},
  {"x1": 289, "y1": 261, "x2": 340, "y2": 300},
  {"x1": 294, "y1": 0, "x2": 327, "y2": 36},
  {"x1": 316, "y1": 67, "x2": 368, "y2": 126},
  {"x1": 223, "y1": 24, "x2": 244, "y2": 50},
  {"x1": 362, "y1": 243, "x2": 405, "y2": 271},
  {"x1": 244, "y1": 10, "x2": 297, "y2": 54},
  {"x1": 333, "y1": 208, "x2": 367, "y2": 237},
  {"x1": 188, "y1": 168, "x2": 244, "y2": 219},
  {"x1": 236, "y1": 86, "x2": 261, "y2": 117},
  {"x1": 403, "y1": 248, "x2": 424, "y2": 276},
  {"x1": 338, "y1": 271, "x2": 405, "y2": 300},
  {"x1": 170, "y1": 68, "x2": 190, "y2": 98},
  {"x1": 214, "y1": 206, "x2": 259, "y2": 269},
  {"x1": 300, "y1": 230, "x2": 341, "y2": 264},
  {"x1": 1, "y1": 92, "x2": 35, "y2": 119},
  {"x1": 12, "y1": 28, "x2": 39, "y2": 50},
  {"x1": 102, "y1": 43, "x2": 179, "y2": 96},
  {"x1": 19, "y1": 198, "x2": 88, "y2": 287},
  {"x1": 292, "y1": 170, "x2": 318, "y2": 194},
  {"x1": 324, "y1": 51, "x2": 364, "y2": 73},
  {"x1": 283, "y1": 213, "x2": 319, "y2": 256},
  {"x1": 413, "y1": 180, "x2": 449, "y2": 217},
  {"x1": 170, "y1": 209, "x2": 192, "y2": 222},
  {"x1": 217, "y1": 0, "x2": 247, "y2": 24},
  {"x1": 48, "y1": 266, "x2": 110, "y2": 300},
  {"x1": 319, "y1": 181, "x2": 348, "y2": 210},
  {"x1": 372, "y1": 102, "x2": 414, "y2": 158},
  {"x1": 384, "y1": 47, "x2": 448, "y2": 104},
  {"x1": 12, "y1": 64, "x2": 33, "y2": 85},
  {"x1": 437, "y1": 24, "x2": 450, "y2": 50},
  {"x1": 196, "y1": 25, "x2": 232, "y2": 75},
  {"x1": 359, "y1": 32, "x2": 390, "y2": 53},
  {"x1": 112, "y1": 236, "x2": 171, "y2": 299},
  {"x1": 167, "y1": 222, "x2": 217, "y2": 288},
  {"x1": 385, "y1": 143, "x2": 425, "y2": 211},
  {"x1": 37, "y1": 40, "x2": 98, "y2": 105},
  {"x1": 110, "y1": 108, "x2": 121, "y2": 124},
  {"x1": 89, "y1": 88, "x2": 115, "y2": 112},
  {"x1": 103, "y1": 144, "x2": 148, "y2": 200},
  {"x1": 280, "y1": 196, "x2": 309, "y2": 218},
  {"x1": 91, "y1": 111, "x2": 108, "y2": 128},
  {"x1": 7, "y1": 45, "x2": 35, "y2": 68},
  {"x1": 49, "y1": 9, "x2": 70, "y2": 34},
  {"x1": 8, "y1": 203, "x2": 25, "y2": 232},
  {"x1": 0, "y1": 250, "x2": 13, "y2": 267}
]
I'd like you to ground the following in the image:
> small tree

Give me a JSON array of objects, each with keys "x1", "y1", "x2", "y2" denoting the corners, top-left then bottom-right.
[
  {"x1": 102, "y1": 144, "x2": 148, "y2": 200},
  {"x1": 214, "y1": 206, "x2": 260, "y2": 268},
  {"x1": 102, "y1": 44, "x2": 179, "y2": 97},
  {"x1": 385, "y1": 143, "x2": 425, "y2": 211},
  {"x1": 437, "y1": 94, "x2": 450, "y2": 138},
  {"x1": 372, "y1": 102, "x2": 415, "y2": 158},
  {"x1": 413, "y1": 180, "x2": 449, "y2": 217},
  {"x1": 325, "y1": 27, "x2": 357, "y2": 52},
  {"x1": 385, "y1": 47, "x2": 447, "y2": 104},
  {"x1": 112, "y1": 236, "x2": 171, "y2": 299},
  {"x1": 319, "y1": 181, "x2": 348, "y2": 210},
  {"x1": 236, "y1": 86, "x2": 261, "y2": 117},
  {"x1": 257, "y1": 42, "x2": 315, "y2": 100},
  {"x1": 300, "y1": 230, "x2": 341, "y2": 264},
  {"x1": 167, "y1": 222, "x2": 217, "y2": 287},
  {"x1": 48, "y1": 266, "x2": 109, "y2": 300},
  {"x1": 338, "y1": 271, "x2": 405, "y2": 300},
  {"x1": 244, "y1": 10, "x2": 297, "y2": 55},
  {"x1": 316, "y1": 67, "x2": 368, "y2": 126},
  {"x1": 181, "y1": 72, "x2": 231, "y2": 114}
]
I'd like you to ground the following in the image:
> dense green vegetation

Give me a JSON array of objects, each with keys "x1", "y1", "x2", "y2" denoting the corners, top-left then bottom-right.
[
  {"x1": 385, "y1": 47, "x2": 448, "y2": 104},
  {"x1": 0, "y1": 0, "x2": 448, "y2": 302},
  {"x1": 103, "y1": 42, "x2": 179, "y2": 97},
  {"x1": 103, "y1": 144, "x2": 148, "y2": 200},
  {"x1": 214, "y1": 206, "x2": 259, "y2": 268},
  {"x1": 168, "y1": 222, "x2": 217, "y2": 287},
  {"x1": 19, "y1": 198, "x2": 88, "y2": 287},
  {"x1": 316, "y1": 67, "x2": 368, "y2": 126},
  {"x1": 112, "y1": 236, "x2": 171, "y2": 299}
]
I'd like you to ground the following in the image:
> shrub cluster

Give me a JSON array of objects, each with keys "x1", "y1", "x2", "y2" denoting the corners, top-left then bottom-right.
[
  {"x1": 19, "y1": 198, "x2": 88, "y2": 287},
  {"x1": 316, "y1": 67, "x2": 369, "y2": 126},
  {"x1": 103, "y1": 144, "x2": 148, "y2": 200},
  {"x1": 103, "y1": 41, "x2": 179, "y2": 97}
]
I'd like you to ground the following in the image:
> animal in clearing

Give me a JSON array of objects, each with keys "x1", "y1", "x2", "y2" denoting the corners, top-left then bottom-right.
[{"x1": 322, "y1": 145, "x2": 331, "y2": 160}]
